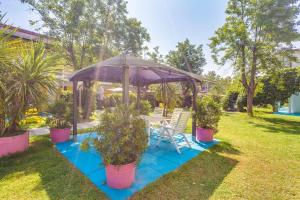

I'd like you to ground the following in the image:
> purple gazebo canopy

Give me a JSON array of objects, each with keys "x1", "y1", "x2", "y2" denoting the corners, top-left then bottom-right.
[
  {"x1": 70, "y1": 54, "x2": 201, "y2": 139},
  {"x1": 69, "y1": 54, "x2": 202, "y2": 85}
]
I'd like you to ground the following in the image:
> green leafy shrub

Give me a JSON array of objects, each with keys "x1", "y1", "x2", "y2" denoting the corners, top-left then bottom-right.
[
  {"x1": 155, "y1": 83, "x2": 179, "y2": 116},
  {"x1": 133, "y1": 100, "x2": 152, "y2": 115},
  {"x1": 196, "y1": 95, "x2": 222, "y2": 131},
  {"x1": 104, "y1": 93, "x2": 120, "y2": 107},
  {"x1": 222, "y1": 91, "x2": 239, "y2": 111},
  {"x1": 211, "y1": 94, "x2": 222, "y2": 104},
  {"x1": 60, "y1": 90, "x2": 73, "y2": 103},
  {"x1": 129, "y1": 93, "x2": 137, "y2": 104},
  {"x1": 104, "y1": 93, "x2": 137, "y2": 108},
  {"x1": 142, "y1": 92, "x2": 158, "y2": 108},
  {"x1": 47, "y1": 98, "x2": 72, "y2": 129},
  {"x1": 82, "y1": 105, "x2": 147, "y2": 166},
  {"x1": 237, "y1": 94, "x2": 247, "y2": 112}
]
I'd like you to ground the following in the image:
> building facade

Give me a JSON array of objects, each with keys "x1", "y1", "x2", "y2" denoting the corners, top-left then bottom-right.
[{"x1": 287, "y1": 49, "x2": 300, "y2": 113}]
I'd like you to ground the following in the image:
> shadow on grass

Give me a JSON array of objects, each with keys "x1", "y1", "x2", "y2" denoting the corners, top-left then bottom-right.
[
  {"x1": 0, "y1": 136, "x2": 105, "y2": 200},
  {"x1": 210, "y1": 140, "x2": 241, "y2": 155},
  {"x1": 1, "y1": 136, "x2": 238, "y2": 200},
  {"x1": 249, "y1": 116, "x2": 300, "y2": 135},
  {"x1": 132, "y1": 144, "x2": 238, "y2": 200}
]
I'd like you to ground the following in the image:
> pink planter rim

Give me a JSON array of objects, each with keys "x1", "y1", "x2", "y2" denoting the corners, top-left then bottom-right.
[
  {"x1": 50, "y1": 128, "x2": 71, "y2": 143},
  {"x1": 0, "y1": 131, "x2": 28, "y2": 139},
  {"x1": 0, "y1": 131, "x2": 29, "y2": 158},
  {"x1": 105, "y1": 161, "x2": 136, "y2": 189},
  {"x1": 196, "y1": 127, "x2": 214, "y2": 142},
  {"x1": 50, "y1": 127, "x2": 71, "y2": 131}
]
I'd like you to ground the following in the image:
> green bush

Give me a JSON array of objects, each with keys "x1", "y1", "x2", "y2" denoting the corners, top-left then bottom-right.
[
  {"x1": 211, "y1": 94, "x2": 222, "y2": 104},
  {"x1": 107, "y1": 93, "x2": 122, "y2": 107},
  {"x1": 222, "y1": 91, "x2": 239, "y2": 111},
  {"x1": 196, "y1": 95, "x2": 222, "y2": 131},
  {"x1": 81, "y1": 105, "x2": 148, "y2": 166},
  {"x1": 134, "y1": 100, "x2": 152, "y2": 115},
  {"x1": 129, "y1": 93, "x2": 137, "y2": 104},
  {"x1": 142, "y1": 92, "x2": 157, "y2": 108},
  {"x1": 47, "y1": 98, "x2": 72, "y2": 129},
  {"x1": 104, "y1": 93, "x2": 137, "y2": 108},
  {"x1": 237, "y1": 94, "x2": 247, "y2": 112}
]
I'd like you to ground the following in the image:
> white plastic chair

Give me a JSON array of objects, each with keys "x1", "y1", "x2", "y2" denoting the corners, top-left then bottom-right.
[
  {"x1": 156, "y1": 111, "x2": 192, "y2": 154},
  {"x1": 149, "y1": 107, "x2": 164, "y2": 129},
  {"x1": 152, "y1": 107, "x2": 164, "y2": 117}
]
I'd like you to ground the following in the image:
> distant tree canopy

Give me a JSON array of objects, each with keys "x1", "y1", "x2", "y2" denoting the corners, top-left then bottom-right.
[
  {"x1": 166, "y1": 39, "x2": 206, "y2": 75},
  {"x1": 204, "y1": 71, "x2": 232, "y2": 96},
  {"x1": 255, "y1": 68, "x2": 300, "y2": 112},
  {"x1": 165, "y1": 39, "x2": 206, "y2": 103},
  {"x1": 210, "y1": 0, "x2": 300, "y2": 116},
  {"x1": 147, "y1": 46, "x2": 164, "y2": 64},
  {"x1": 21, "y1": 0, "x2": 150, "y2": 70}
]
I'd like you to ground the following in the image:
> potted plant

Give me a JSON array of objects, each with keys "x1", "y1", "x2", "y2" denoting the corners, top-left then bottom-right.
[
  {"x1": 195, "y1": 95, "x2": 222, "y2": 142},
  {"x1": 47, "y1": 98, "x2": 72, "y2": 143},
  {"x1": 0, "y1": 32, "x2": 59, "y2": 157},
  {"x1": 81, "y1": 105, "x2": 148, "y2": 189}
]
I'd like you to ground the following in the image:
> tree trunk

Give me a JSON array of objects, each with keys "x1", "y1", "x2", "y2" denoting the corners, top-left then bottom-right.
[
  {"x1": 82, "y1": 82, "x2": 95, "y2": 120},
  {"x1": 247, "y1": 45, "x2": 258, "y2": 117},
  {"x1": 272, "y1": 103, "x2": 278, "y2": 112},
  {"x1": 247, "y1": 87, "x2": 254, "y2": 117}
]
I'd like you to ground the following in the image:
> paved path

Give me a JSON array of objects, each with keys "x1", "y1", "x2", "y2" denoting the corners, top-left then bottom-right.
[{"x1": 29, "y1": 121, "x2": 98, "y2": 136}]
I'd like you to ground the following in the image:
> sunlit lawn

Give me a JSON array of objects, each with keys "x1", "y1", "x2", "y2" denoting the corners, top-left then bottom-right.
[{"x1": 1, "y1": 108, "x2": 300, "y2": 199}]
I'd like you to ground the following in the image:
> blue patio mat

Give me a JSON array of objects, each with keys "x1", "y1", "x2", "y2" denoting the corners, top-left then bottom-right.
[{"x1": 55, "y1": 132, "x2": 218, "y2": 200}]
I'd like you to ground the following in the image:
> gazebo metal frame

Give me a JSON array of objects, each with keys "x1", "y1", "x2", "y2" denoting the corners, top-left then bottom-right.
[{"x1": 69, "y1": 54, "x2": 203, "y2": 141}]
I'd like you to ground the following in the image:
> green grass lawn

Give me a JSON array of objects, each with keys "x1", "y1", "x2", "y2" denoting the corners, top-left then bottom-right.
[{"x1": 1, "y1": 108, "x2": 300, "y2": 199}]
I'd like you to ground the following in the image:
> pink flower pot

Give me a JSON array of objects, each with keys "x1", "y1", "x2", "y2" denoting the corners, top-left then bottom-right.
[
  {"x1": 105, "y1": 162, "x2": 136, "y2": 189},
  {"x1": 196, "y1": 127, "x2": 214, "y2": 142},
  {"x1": 0, "y1": 132, "x2": 29, "y2": 158},
  {"x1": 50, "y1": 128, "x2": 71, "y2": 143}
]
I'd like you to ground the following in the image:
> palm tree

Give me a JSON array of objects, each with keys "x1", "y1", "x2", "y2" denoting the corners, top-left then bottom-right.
[
  {"x1": 2, "y1": 41, "x2": 60, "y2": 135},
  {"x1": 0, "y1": 27, "x2": 21, "y2": 135}
]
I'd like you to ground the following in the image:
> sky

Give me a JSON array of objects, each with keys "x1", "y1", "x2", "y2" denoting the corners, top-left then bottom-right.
[{"x1": 0, "y1": 0, "x2": 299, "y2": 77}]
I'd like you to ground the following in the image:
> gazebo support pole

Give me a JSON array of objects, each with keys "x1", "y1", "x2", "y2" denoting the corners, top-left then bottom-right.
[
  {"x1": 136, "y1": 68, "x2": 141, "y2": 110},
  {"x1": 122, "y1": 65, "x2": 130, "y2": 105},
  {"x1": 137, "y1": 84, "x2": 141, "y2": 110},
  {"x1": 191, "y1": 81, "x2": 198, "y2": 141},
  {"x1": 72, "y1": 81, "x2": 78, "y2": 141}
]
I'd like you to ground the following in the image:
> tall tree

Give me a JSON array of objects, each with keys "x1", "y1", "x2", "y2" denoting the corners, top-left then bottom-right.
[
  {"x1": 204, "y1": 71, "x2": 232, "y2": 95},
  {"x1": 166, "y1": 39, "x2": 206, "y2": 74},
  {"x1": 166, "y1": 39, "x2": 206, "y2": 106},
  {"x1": 210, "y1": 0, "x2": 300, "y2": 116},
  {"x1": 21, "y1": 0, "x2": 150, "y2": 119},
  {"x1": 147, "y1": 46, "x2": 164, "y2": 64},
  {"x1": 21, "y1": 0, "x2": 150, "y2": 70}
]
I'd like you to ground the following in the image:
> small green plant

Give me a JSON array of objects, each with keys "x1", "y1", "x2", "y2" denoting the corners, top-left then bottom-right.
[
  {"x1": 47, "y1": 99, "x2": 72, "y2": 129},
  {"x1": 81, "y1": 105, "x2": 147, "y2": 166},
  {"x1": 222, "y1": 91, "x2": 239, "y2": 111},
  {"x1": 196, "y1": 95, "x2": 222, "y2": 132},
  {"x1": 237, "y1": 94, "x2": 247, "y2": 112},
  {"x1": 133, "y1": 100, "x2": 152, "y2": 115}
]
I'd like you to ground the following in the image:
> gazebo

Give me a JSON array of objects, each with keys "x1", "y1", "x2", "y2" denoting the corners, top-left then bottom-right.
[{"x1": 69, "y1": 54, "x2": 203, "y2": 140}]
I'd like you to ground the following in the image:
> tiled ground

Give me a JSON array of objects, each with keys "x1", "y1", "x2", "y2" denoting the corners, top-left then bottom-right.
[{"x1": 56, "y1": 132, "x2": 218, "y2": 200}]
